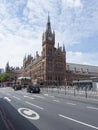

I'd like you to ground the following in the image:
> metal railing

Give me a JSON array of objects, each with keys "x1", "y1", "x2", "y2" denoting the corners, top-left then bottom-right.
[{"x1": 41, "y1": 86, "x2": 98, "y2": 99}]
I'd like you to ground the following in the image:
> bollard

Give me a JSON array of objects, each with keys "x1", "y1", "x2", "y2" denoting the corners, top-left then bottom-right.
[
  {"x1": 65, "y1": 87, "x2": 66, "y2": 95},
  {"x1": 58, "y1": 87, "x2": 59, "y2": 94},
  {"x1": 74, "y1": 88, "x2": 76, "y2": 96},
  {"x1": 85, "y1": 87, "x2": 87, "y2": 98},
  {"x1": 47, "y1": 86, "x2": 48, "y2": 93}
]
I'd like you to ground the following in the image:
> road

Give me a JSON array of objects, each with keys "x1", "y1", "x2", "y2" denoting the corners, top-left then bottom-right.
[{"x1": 0, "y1": 87, "x2": 98, "y2": 130}]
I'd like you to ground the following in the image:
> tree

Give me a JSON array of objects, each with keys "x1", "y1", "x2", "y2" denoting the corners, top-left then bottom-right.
[{"x1": 0, "y1": 73, "x2": 10, "y2": 82}]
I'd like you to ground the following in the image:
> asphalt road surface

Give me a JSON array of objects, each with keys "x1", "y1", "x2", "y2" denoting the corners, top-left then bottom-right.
[{"x1": 0, "y1": 87, "x2": 98, "y2": 130}]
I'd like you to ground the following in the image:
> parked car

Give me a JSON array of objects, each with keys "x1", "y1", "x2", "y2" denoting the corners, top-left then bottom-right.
[
  {"x1": 12, "y1": 84, "x2": 22, "y2": 91},
  {"x1": 27, "y1": 84, "x2": 40, "y2": 93}
]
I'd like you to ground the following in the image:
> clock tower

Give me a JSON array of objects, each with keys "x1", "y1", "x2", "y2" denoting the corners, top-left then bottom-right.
[
  {"x1": 42, "y1": 14, "x2": 55, "y2": 82},
  {"x1": 42, "y1": 14, "x2": 55, "y2": 46}
]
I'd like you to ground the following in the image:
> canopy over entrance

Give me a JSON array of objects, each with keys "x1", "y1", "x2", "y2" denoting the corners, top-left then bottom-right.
[
  {"x1": 18, "y1": 77, "x2": 31, "y2": 80},
  {"x1": 17, "y1": 76, "x2": 31, "y2": 87}
]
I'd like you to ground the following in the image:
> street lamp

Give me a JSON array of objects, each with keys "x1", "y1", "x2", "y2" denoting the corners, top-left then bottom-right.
[
  {"x1": 78, "y1": 79, "x2": 79, "y2": 89},
  {"x1": 64, "y1": 78, "x2": 67, "y2": 95}
]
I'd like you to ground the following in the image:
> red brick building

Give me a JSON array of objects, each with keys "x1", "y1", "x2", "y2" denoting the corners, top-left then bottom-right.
[
  {"x1": 5, "y1": 15, "x2": 98, "y2": 86},
  {"x1": 20, "y1": 15, "x2": 66, "y2": 86}
]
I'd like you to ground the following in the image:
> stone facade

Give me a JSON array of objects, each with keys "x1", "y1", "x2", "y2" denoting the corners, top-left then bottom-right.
[
  {"x1": 20, "y1": 15, "x2": 66, "y2": 86},
  {"x1": 5, "y1": 15, "x2": 98, "y2": 86}
]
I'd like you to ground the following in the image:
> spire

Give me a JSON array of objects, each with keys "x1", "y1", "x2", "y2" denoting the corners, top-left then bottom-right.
[
  {"x1": 58, "y1": 42, "x2": 59, "y2": 48},
  {"x1": 23, "y1": 54, "x2": 26, "y2": 61},
  {"x1": 63, "y1": 44, "x2": 66, "y2": 53},
  {"x1": 48, "y1": 12, "x2": 50, "y2": 23},
  {"x1": 6, "y1": 61, "x2": 9, "y2": 67},
  {"x1": 5, "y1": 61, "x2": 10, "y2": 72},
  {"x1": 46, "y1": 13, "x2": 52, "y2": 34}
]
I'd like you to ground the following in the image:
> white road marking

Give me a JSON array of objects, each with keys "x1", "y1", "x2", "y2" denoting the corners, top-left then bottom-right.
[
  {"x1": 13, "y1": 96, "x2": 21, "y2": 100},
  {"x1": 25, "y1": 101, "x2": 44, "y2": 110},
  {"x1": 44, "y1": 94, "x2": 48, "y2": 96},
  {"x1": 6, "y1": 93, "x2": 11, "y2": 96},
  {"x1": 59, "y1": 114, "x2": 98, "y2": 130},
  {"x1": 18, "y1": 108, "x2": 40, "y2": 120},
  {"x1": 24, "y1": 95, "x2": 34, "y2": 99},
  {"x1": 4, "y1": 97, "x2": 11, "y2": 102},
  {"x1": 48, "y1": 95, "x2": 54, "y2": 98},
  {"x1": 33, "y1": 95, "x2": 44, "y2": 99},
  {"x1": 53, "y1": 100, "x2": 60, "y2": 103},
  {"x1": 66, "y1": 102, "x2": 76, "y2": 105},
  {"x1": 87, "y1": 106, "x2": 98, "y2": 110},
  {"x1": 44, "y1": 94, "x2": 54, "y2": 98}
]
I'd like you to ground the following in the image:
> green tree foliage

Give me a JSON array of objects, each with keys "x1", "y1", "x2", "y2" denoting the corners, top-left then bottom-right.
[{"x1": 0, "y1": 73, "x2": 10, "y2": 82}]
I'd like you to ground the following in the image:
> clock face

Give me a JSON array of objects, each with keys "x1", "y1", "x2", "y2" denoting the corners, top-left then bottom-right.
[{"x1": 48, "y1": 36, "x2": 52, "y2": 40}]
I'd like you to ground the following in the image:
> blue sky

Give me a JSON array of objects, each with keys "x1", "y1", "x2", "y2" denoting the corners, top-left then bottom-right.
[{"x1": 0, "y1": 0, "x2": 98, "y2": 68}]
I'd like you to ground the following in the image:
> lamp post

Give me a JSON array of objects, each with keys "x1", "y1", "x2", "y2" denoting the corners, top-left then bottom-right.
[
  {"x1": 78, "y1": 79, "x2": 79, "y2": 89},
  {"x1": 64, "y1": 78, "x2": 67, "y2": 95},
  {"x1": 85, "y1": 86, "x2": 87, "y2": 98},
  {"x1": 15, "y1": 76, "x2": 17, "y2": 84},
  {"x1": 0, "y1": 79, "x2": 1, "y2": 87}
]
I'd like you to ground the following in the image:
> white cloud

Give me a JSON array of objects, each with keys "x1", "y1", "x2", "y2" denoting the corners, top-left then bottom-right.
[
  {"x1": 0, "y1": 0, "x2": 98, "y2": 68},
  {"x1": 0, "y1": 33, "x2": 42, "y2": 68},
  {"x1": 66, "y1": 0, "x2": 83, "y2": 8},
  {"x1": 67, "y1": 51, "x2": 98, "y2": 66}
]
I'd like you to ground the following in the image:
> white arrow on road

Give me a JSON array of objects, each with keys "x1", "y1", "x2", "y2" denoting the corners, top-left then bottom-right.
[{"x1": 4, "y1": 97, "x2": 11, "y2": 102}]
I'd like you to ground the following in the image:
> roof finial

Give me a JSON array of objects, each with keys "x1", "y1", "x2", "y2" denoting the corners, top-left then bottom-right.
[
  {"x1": 63, "y1": 44, "x2": 66, "y2": 52},
  {"x1": 48, "y1": 11, "x2": 50, "y2": 23},
  {"x1": 58, "y1": 42, "x2": 59, "y2": 48},
  {"x1": 46, "y1": 12, "x2": 51, "y2": 33}
]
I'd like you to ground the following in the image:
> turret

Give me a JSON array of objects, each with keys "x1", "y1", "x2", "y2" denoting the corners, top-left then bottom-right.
[
  {"x1": 63, "y1": 44, "x2": 66, "y2": 53},
  {"x1": 5, "y1": 61, "x2": 10, "y2": 72}
]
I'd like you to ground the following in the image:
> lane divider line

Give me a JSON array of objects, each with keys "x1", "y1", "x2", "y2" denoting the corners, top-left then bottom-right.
[
  {"x1": 44, "y1": 94, "x2": 54, "y2": 98},
  {"x1": 87, "y1": 106, "x2": 98, "y2": 110},
  {"x1": 59, "y1": 114, "x2": 98, "y2": 130},
  {"x1": 53, "y1": 100, "x2": 60, "y2": 103},
  {"x1": 6, "y1": 93, "x2": 11, "y2": 96},
  {"x1": 25, "y1": 101, "x2": 44, "y2": 110},
  {"x1": 44, "y1": 94, "x2": 48, "y2": 96},
  {"x1": 33, "y1": 95, "x2": 44, "y2": 99},
  {"x1": 13, "y1": 96, "x2": 21, "y2": 100},
  {"x1": 24, "y1": 95, "x2": 35, "y2": 99},
  {"x1": 66, "y1": 102, "x2": 76, "y2": 105},
  {"x1": 48, "y1": 95, "x2": 54, "y2": 98}
]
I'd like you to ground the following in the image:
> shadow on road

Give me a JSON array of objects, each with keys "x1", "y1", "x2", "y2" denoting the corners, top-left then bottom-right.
[{"x1": 0, "y1": 98, "x2": 40, "y2": 130}]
